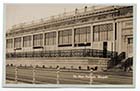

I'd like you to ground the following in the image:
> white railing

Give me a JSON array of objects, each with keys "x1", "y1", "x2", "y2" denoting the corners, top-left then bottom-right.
[{"x1": 6, "y1": 66, "x2": 95, "y2": 84}]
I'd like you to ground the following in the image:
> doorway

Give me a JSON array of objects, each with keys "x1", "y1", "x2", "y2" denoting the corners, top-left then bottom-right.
[{"x1": 103, "y1": 42, "x2": 107, "y2": 57}]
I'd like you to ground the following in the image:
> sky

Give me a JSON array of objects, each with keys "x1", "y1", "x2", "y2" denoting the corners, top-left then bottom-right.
[{"x1": 5, "y1": 4, "x2": 93, "y2": 31}]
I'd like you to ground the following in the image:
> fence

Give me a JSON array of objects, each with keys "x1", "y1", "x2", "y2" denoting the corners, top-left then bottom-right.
[
  {"x1": 6, "y1": 49, "x2": 118, "y2": 59},
  {"x1": 6, "y1": 66, "x2": 96, "y2": 84}
]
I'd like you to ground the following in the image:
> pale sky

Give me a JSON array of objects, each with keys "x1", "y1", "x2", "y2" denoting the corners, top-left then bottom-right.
[{"x1": 5, "y1": 4, "x2": 93, "y2": 31}]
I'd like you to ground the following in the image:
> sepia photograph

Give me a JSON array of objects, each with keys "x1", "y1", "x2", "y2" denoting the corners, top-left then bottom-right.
[{"x1": 4, "y1": 4, "x2": 134, "y2": 87}]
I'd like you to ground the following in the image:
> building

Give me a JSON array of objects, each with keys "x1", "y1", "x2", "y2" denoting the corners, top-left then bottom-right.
[{"x1": 6, "y1": 5, "x2": 133, "y2": 71}]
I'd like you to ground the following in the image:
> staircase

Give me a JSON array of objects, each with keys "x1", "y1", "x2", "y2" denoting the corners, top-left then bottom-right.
[{"x1": 108, "y1": 52, "x2": 133, "y2": 72}]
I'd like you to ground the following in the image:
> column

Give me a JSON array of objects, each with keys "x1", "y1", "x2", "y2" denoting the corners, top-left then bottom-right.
[
  {"x1": 125, "y1": 37, "x2": 128, "y2": 57},
  {"x1": 72, "y1": 27, "x2": 75, "y2": 47},
  {"x1": 90, "y1": 25, "x2": 93, "y2": 48},
  {"x1": 56, "y1": 31, "x2": 59, "y2": 47},
  {"x1": 31, "y1": 35, "x2": 34, "y2": 57},
  {"x1": 13, "y1": 38, "x2": 15, "y2": 49},
  {"x1": 112, "y1": 21, "x2": 116, "y2": 52},
  {"x1": 21, "y1": 37, "x2": 23, "y2": 48},
  {"x1": 117, "y1": 21, "x2": 121, "y2": 54},
  {"x1": 42, "y1": 33, "x2": 45, "y2": 47},
  {"x1": 32, "y1": 35, "x2": 34, "y2": 48}
]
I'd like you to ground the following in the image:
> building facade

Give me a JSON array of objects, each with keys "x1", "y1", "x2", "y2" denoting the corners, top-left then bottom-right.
[{"x1": 6, "y1": 6, "x2": 133, "y2": 70}]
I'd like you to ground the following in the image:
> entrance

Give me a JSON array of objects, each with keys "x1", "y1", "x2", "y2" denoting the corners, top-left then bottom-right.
[{"x1": 103, "y1": 42, "x2": 107, "y2": 57}]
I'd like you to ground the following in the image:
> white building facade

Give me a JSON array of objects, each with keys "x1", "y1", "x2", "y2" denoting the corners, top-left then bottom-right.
[{"x1": 6, "y1": 6, "x2": 133, "y2": 70}]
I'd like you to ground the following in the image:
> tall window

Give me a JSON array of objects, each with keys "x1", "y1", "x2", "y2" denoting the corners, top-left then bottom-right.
[
  {"x1": 74, "y1": 26, "x2": 91, "y2": 43},
  {"x1": 58, "y1": 29, "x2": 72, "y2": 45},
  {"x1": 127, "y1": 37, "x2": 133, "y2": 54},
  {"x1": 23, "y1": 36, "x2": 32, "y2": 47},
  {"x1": 93, "y1": 23, "x2": 113, "y2": 41},
  {"x1": 45, "y1": 32, "x2": 56, "y2": 45},
  {"x1": 128, "y1": 38, "x2": 133, "y2": 44},
  {"x1": 14, "y1": 37, "x2": 21, "y2": 48},
  {"x1": 6, "y1": 39, "x2": 13, "y2": 48},
  {"x1": 107, "y1": 23, "x2": 113, "y2": 41},
  {"x1": 33, "y1": 34, "x2": 43, "y2": 47},
  {"x1": 93, "y1": 26, "x2": 100, "y2": 41}
]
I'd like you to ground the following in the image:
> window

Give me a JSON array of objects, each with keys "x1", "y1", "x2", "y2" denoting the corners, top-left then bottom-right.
[
  {"x1": 23, "y1": 36, "x2": 31, "y2": 47},
  {"x1": 58, "y1": 29, "x2": 72, "y2": 45},
  {"x1": 14, "y1": 37, "x2": 21, "y2": 48},
  {"x1": 128, "y1": 38, "x2": 133, "y2": 44},
  {"x1": 45, "y1": 32, "x2": 56, "y2": 45},
  {"x1": 6, "y1": 39, "x2": 13, "y2": 48},
  {"x1": 93, "y1": 23, "x2": 113, "y2": 41},
  {"x1": 75, "y1": 26, "x2": 91, "y2": 43},
  {"x1": 33, "y1": 34, "x2": 43, "y2": 47},
  {"x1": 107, "y1": 23, "x2": 113, "y2": 41},
  {"x1": 93, "y1": 26, "x2": 99, "y2": 41}
]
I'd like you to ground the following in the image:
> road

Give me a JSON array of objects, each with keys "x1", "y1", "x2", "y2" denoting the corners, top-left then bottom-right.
[{"x1": 6, "y1": 66, "x2": 133, "y2": 84}]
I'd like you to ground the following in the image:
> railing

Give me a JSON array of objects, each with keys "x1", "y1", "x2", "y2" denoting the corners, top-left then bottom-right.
[
  {"x1": 10, "y1": 6, "x2": 116, "y2": 30},
  {"x1": 6, "y1": 49, "x2": 118, "y2": 58},
  {"x1": 6, "y1": 66, "x2": 96, "y2": 84},
  {"x1": 6, "y1": 65, "x2": 133, "y2": 84}
]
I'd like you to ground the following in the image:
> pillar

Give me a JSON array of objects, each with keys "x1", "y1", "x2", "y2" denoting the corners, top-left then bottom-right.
[
  {"x1": 13, "y1": 38, "x2": 15, "y2": 49},
  {"x1": 90, "y1": 25, "x2": 93, "y2": 48},
  {"x1": 21, "y1": 37, "x2": 23, "y2": 48},
  {"x1": 112, "y1": 21, "x2": 116, "y2": 52},
  {"x1": 117, "y1": 21, "x2": 122, "y2": 54},
  {"x1": 42, "y1": 33, "x2": 45, "y2": 47},
  {"x1": 56, "y1": 31, "x2": 59, "y2": 48},
  {"x1": 32, "y1": 35, "x2": 34, "y2": 47},
  {"x1": 72, "y1": 27, "x2": 75, "y2": 47}
]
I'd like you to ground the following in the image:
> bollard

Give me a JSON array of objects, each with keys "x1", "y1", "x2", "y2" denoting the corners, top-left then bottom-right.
[
  {"x1": 56, "y1": 67, "x2": 60, "y2": 84},
  {"x1": 89, "y1": 69, "x2": 93, "y2": 85},
  {"x1": 32, "y1": 66, "x2": 36, "y2": 84},
  {"x1": 15, "y1": 65, "x2": 18, "y2": 83}
]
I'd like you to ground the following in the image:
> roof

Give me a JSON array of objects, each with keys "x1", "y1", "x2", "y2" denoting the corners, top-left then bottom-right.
[{"x1": 8, "y1": 5, "x2": 119, "y2": 32}]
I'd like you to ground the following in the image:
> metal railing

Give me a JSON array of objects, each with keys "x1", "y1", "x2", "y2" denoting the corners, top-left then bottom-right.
[{"x1": 6, "y1": 49, "x2": 118, "y2": 58}]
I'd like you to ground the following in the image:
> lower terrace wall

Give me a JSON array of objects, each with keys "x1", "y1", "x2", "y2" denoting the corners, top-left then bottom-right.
[{"x1": 6, "y1": 57, "x2": 110, "y2": 71}]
